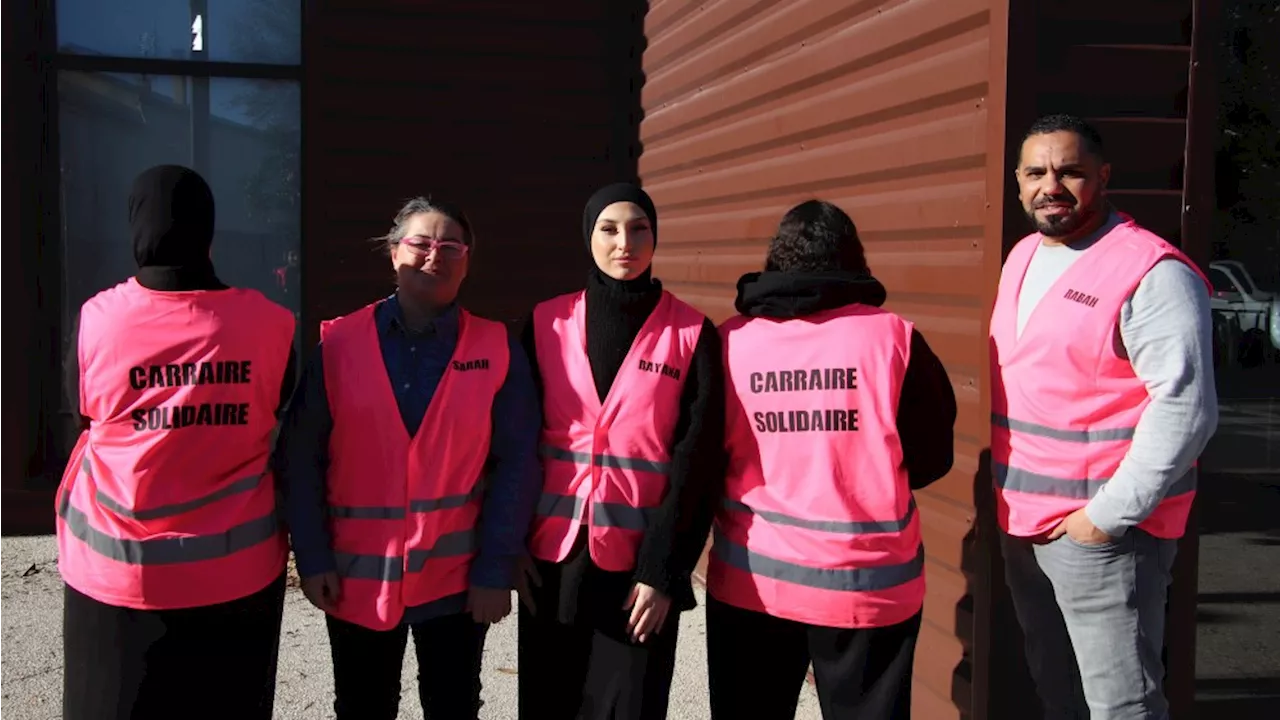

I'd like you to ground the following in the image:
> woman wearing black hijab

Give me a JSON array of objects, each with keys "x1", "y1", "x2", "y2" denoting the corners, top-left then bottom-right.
[
  {"x1": 516, "y1": 183, "x2": 725, "y2": 719},
  {"x1": 58, "y1": 165, "x2": 298, "y2": 720}
]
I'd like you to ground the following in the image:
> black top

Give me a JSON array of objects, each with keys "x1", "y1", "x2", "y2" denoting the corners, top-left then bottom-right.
[
  {"x1": 733, "y1": 269, "x2": 957, "y2": 489},
  {"x1": 521, "y1": 269, "x2": 725, "y2": 629}
]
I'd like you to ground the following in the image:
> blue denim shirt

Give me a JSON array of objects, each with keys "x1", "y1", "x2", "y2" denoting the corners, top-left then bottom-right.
[{"x1": 274, "y1": 295, "x2": 542, "y2": 623}]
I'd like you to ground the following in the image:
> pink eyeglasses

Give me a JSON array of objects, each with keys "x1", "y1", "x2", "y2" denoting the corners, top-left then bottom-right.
[{"x1": 400, "y1": 235, "x2": 470, "y2": 260}]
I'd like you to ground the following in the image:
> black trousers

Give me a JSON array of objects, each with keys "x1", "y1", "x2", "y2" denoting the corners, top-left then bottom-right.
[
  {"x1": 518, "y1": 602, "x2": 680, "y2": 720},
  {"x1": 325, "y1": 611, "x2": 487, "y2": 720},
  {"x1": 706, "y1": 595, "x2": 921, "y2": 720},
  {"x1": 62, "y1": 572, "x2": 286, "y2": 720}
]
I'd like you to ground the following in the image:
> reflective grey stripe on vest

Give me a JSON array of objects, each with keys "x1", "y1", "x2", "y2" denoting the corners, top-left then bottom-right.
[
  {"x1": 335, "y1": 552, "x2": 402, "y2": 582},
  {"x1": 82, "y1": 456, "x2": 266, "y2": 522},
  {"x1": 712, "y1": 528, "x2": 924, "y2": 592},
  {"x1": 334, "y1": 530, "x2": 478, "y2": 581},
  {"x1": 992, "y1": 414, "x2": 1136, "y2": 443},
  {"x1": 327, "y1": 486, "x2": 483, "y2": 520},
  {"x1": 723, "y1": 496, "x2": 916, "y2": 535},
  {"x1": 537, "y1": 492, "x2": 583, "y2": 519},
  {"x1": 535, "y1": 492, "x2": 650, "y2": 531},
  {"x1": 995, "y1": 463, "x2": 1198, "y2": 500},
  {"x1": 58, "y1": 492, "x2": 279, "y2": 565},
  {"x1": 408, "y1": 530, "x2": 477, "y2": 572},
  {"x1": 538, "y1": 444, "x2": 670, "y2": 475},
  {"x1": 593, "y1": 502, "x2": 651, "y2": 530}
]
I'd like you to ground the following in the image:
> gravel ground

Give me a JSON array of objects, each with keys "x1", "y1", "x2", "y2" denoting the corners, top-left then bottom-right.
[{"x1": 1, "y1": 536, "x2": 821, "y2": 719}]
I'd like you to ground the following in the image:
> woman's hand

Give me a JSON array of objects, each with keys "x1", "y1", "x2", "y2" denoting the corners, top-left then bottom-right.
[
  {"x1": 468, "y1": 587, "x2": 513, "y2": 624},
  {"x1": 623, "y1": 582, "x2": 671, "y2": 643},
  {"x1": 301, "y1": 571, "x2": 341, "y2": 612}
]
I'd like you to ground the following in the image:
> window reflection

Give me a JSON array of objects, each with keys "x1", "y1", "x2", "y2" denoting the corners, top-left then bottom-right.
[
  {"x1": 57, "y1": 70, "x2": 302, "y2": 454},
  {"x1": 57, "y1": 0, "x2": 301, "y2": 65}
]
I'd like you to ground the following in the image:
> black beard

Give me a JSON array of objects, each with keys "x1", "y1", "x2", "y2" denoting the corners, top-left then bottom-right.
[{"x1": 1026, "y1": 205, "x2": 1096, "y2": 238}]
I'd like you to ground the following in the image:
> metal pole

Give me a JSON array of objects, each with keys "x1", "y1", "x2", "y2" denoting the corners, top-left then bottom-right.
[{"x1": 189, "y1": 0, "x2": 210, "y2": 176}]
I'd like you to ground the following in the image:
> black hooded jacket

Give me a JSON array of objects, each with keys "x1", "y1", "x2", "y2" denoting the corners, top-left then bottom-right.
[
  {"x1": 64, "y1": 166, "x2": 296, "y2": 426},
  {"x1": 733, "y1": 270, "x2": 957, "y2": 489}
]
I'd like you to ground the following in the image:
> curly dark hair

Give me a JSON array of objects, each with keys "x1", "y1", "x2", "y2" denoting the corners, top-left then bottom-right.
[{"x1": 763, "y1": 199, "x2": 868, "y2": 274}]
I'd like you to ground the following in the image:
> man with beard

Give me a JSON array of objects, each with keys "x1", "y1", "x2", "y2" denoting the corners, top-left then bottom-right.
[{"x1": 989, "y1": 114, "x2": 1218, "y2": 719}]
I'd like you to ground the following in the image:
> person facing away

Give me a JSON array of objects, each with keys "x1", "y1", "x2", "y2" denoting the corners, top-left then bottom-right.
[
  {"x1": 707, "y1": 199, "x2": 957, "y2": 720},
  {"x1": 515, "y1": 182, "x2": 726, "y2": 720},
  {"x1": 991, "y1": 113, "x2": 1218, "y2": 720},
  {"x1": 273, "y1": 197, "x2": 542, "y2": 720},
  {"x1": 57, "y1": 164, "x2": 298, "y2": 720}
]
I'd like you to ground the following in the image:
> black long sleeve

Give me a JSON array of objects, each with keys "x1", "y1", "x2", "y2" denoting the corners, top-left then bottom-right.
[
  {"x1": 631, "y1": 318, "x2": 725, "y2": 598},
  {"x1": 272, "y1": 343, "x2": 336, "y2": 577},
  {"x1": 896, "y1": 329, "x2": 957, "y2": 489},
  {"x1": 64, "y1": 311, "x2": 90, "y2": 431},
  {"x1": 518, "y1": 313, "x2": 542, "y2": 403}
]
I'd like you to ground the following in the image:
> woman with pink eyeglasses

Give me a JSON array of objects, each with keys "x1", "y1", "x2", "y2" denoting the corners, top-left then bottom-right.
[{"x1": 274, "y1": 197, "x2": 542, "y2": 719}]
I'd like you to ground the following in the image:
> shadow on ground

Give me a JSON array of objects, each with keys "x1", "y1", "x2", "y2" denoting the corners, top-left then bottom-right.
[{"x1": 1195, "y1": 362, "x2": 1280, "y2": 718}]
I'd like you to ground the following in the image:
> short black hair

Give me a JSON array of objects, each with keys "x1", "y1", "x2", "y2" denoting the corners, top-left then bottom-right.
[
  {"x1": 764, "y1": 199, "x2": 868, "y2": 274},
  {"x1": 1020, "y1": 113, "x2": 1106, "y2": 162}
]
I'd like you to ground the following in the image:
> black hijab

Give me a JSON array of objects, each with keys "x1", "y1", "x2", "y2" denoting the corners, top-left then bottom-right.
[
  {"x1": 129, "y1": 165, "x2": 226, "y2": 290},
  {"x1": 581, "y1": 182, "x2": 659, "y2": 251},
  {"x1": 580, "y1": 182, "x2": 663, "y2": 400}
]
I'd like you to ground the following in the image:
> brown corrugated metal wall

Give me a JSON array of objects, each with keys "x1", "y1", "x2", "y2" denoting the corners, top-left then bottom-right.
[
  {"x1": 638, "y1": 0, "x2": 1008, "y2": 715},
  {"x1": 302, "y1": 0, "x2": 645, "y2": 344}
]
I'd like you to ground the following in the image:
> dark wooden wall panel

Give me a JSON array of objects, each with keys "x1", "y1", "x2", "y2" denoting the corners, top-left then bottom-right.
[
  {"x1": 0, "y1": 0, "x2": 22, "y2": 525},
  {"x1": 2, "y1": 0, "x2": 60, "y2": 534},
  {"x1": 302, "y1": 1, "x2": 644, "y2": 342}
]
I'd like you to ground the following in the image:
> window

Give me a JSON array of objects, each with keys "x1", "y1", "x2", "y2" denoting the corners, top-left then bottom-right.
[
  {"x1": 58, "y1": 72, "x2": 302, "y2": 339},
  {"x1": 1208, "y1": 268, "x2": 1239, "y2": 295},
  {"x1": 1220, "y1": 261, "x2": 1260, "y2": 296},
  {"x1": 56, "y1": 0, "x2": 301, "y2": 65},
  {"x1": 41, "y1": 2, "x2": 303, "y2": 477}
]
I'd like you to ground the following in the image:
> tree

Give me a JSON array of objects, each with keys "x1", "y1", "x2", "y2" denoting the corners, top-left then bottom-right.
[{"x1": 1215, "y1": 0, "x2": 1280, "y2": 286}]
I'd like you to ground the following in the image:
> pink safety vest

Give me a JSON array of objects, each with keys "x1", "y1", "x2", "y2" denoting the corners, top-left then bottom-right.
[
  {"x1": 528, "y1": 290, "x2": 704, "y2": 572},
  {"x1": 320, "y1": 303, "x2": 509, "y2": 631},
  {"x1": 990, "y1": 215, "x2": 1210, "y2": 539},
  {"x1": 709, "y1": 304, "x2": 925, "y2": 629},
  {"x1": 56, "y1": 278, "x2": 295, "y2": 610}
]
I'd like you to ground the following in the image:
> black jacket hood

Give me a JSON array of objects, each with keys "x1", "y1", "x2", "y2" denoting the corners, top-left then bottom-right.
[{"x1": 734, "y1": 270, "x2": 888, "y2": 319}]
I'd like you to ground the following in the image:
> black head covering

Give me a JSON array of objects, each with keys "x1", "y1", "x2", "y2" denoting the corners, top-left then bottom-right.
[
  {"x1": 128, "y1": 165, "x2": 224, "y2": 291},
  {"x1": 579, "y1": 183, "x2": 663, "y2": 404},
  {"x1": 129, "y1": 165, "x2": 216, "y2": 269},
  {"x1": 582, "y1": 182, "x2": 658, "y2": 249}
]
